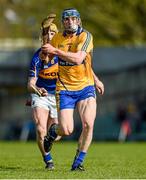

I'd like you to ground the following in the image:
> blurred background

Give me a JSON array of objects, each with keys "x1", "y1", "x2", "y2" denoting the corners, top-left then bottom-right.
[{"x1": 0, "y1": 0, "x2": 146, "y2": 142}]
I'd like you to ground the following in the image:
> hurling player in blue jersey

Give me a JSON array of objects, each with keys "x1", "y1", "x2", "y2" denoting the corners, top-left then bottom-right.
[{"x1": 27, "y1": 15, "x2": 60, "y2": 170}]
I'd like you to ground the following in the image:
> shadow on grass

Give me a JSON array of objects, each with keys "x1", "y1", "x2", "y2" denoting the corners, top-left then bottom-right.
[{"x1": 0, "y1": 165, "x2": 21, "y2": 171}]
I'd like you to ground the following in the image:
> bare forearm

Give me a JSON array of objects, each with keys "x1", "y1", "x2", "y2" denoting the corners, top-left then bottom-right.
[
  {"x1": 42, "y1": 44, "x2": 86, "y2": 65},
  {"x1": 27, "y1": 77, "x2": 48, "y2": 96},
  {"x1": 53, "y1": 49, "x2": 85, "y2": 65},
  {"x1": 92, "y1": 69, "x2": 99, "y2": 82},
  {"x1": 92, "y1": 69, "x2": 104, "y2": 95},
  {"x1": 27, "y1": 78, "x2": 37, "y2": 93}
]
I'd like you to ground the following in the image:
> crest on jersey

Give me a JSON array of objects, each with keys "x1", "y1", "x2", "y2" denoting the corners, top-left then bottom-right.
[{"x1": 51, "y1": 58, "x2": 54, "y2": 64}]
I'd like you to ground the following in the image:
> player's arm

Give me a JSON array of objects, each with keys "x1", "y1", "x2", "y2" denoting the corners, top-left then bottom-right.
[
  {"x1": 54, "y1": 49, "x2": 86, "y2": 65},
  {"x1": 27, "y1": 76, "x2": 42, "y2": 96},
  {"x1": 92, "y1": 69, "x2": 104, "y2": 95},
  {"x1": 27, "y1": 56, "x2": 48, "y2": 96},
  {"x1": 27, "y1": 77, "x2": 48, "y2": 97},
  {"x1": 27, "y1": 56, "x2": 41, "y2": 96},
  {"x1": 41, "y1": 32, "x2": 91, "y2": 65},
  {"x1": 27, "y1": 77, "x2": 39, "y2": 94},
  {"x1": 42, "y1": 44, "x2": 86, "y2": 65}
]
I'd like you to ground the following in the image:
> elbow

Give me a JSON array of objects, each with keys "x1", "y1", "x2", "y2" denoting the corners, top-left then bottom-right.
[
  {"x1": 75, "y1": 51, "x2": 86, "y2": 65},
  {"x1": 75, "y1": 58, "x2": 84, "y2": 65},
  {"x1": 27, "y1": 83, "x2": 31, "y2": 92}
]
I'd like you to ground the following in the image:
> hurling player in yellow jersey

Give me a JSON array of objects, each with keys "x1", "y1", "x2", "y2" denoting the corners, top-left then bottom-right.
[{"x1": 42, "y1": 8, "x2": 104, "y2": 171}]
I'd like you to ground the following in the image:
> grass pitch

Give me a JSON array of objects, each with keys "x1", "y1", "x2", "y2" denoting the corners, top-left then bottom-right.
[{"x1": 0, "y1": 141, "x2": 146, "y2": 179}]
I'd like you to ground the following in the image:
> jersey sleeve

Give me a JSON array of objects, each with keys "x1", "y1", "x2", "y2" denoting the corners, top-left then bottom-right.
[
  {"x1": 28, "y1": 50, "x2": 40, "y2": 78},
  {"x1": 77, "y1": 31, "x2": 93, "y2": 53}
]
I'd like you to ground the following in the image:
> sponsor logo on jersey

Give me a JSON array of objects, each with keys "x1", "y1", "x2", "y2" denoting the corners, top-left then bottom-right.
[
  {"x1": 40, "y1": 71, "x2": 58, "y2": 77},
  {"x1": 59, "y1": 60, "x2": 74, "y2": 66}
]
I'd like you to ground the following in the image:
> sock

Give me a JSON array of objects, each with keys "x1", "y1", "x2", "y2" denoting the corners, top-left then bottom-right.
[
  {"x1": 72, "y1": 151, "x2": 86, "y2": 168},
  {"x1": 43, "y1": 152, "x2": 53, "y2": 164}
]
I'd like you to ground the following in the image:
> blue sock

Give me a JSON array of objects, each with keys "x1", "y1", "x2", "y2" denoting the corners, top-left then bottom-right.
[
  {"x1": 72, "y1": 151, "x2": 86, "y2": 168},
  {"x1": 43, "y1": 153, "x2": 53, "y2": 164}
]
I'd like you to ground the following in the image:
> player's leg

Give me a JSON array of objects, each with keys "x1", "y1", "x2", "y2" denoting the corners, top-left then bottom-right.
[
  {"x1": 47, "y1": 117, "x2": 61, "y2": 141},
  {"x1": 44, "y1": 92, "x2": 75, "y2": 152},
  {"x1": 44, "y1": 109, "x2": 74, "y2": 152},
  {"x1": 71, "y1": 97, "x2": 96, "y2": 170},
  {"x1": 32, "y1": 107, "x2": 54, "y2": 169},
  {"x1": 58, "y1": 109, "x2": 74, "y2": 135},
  {"x1": 78, "y1": 97, "x2": 96, "y2": 150},
  {"x1": 46, "y1": 94, "x2": 61, "y2": 141},
  {"x1": 32, "y1": 107, "x2": 49, "y2": 155},
  {"x1": 31, "y1": 94, "x2": 54, "y2": 170}
]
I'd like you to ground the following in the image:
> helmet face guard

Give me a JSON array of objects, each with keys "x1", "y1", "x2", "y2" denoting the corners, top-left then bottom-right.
[
  {"x1": 40, "y1": 23, "x2": 58, "y2": 44},
  {"x1": 42, "y1": 27, "x2": 49, "y2": 36},
  {"x1": 62, "y1": 8, "x2": 80, "y2": 33}
]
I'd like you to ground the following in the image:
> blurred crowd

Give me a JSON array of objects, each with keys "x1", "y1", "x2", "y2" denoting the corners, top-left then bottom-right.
[{"x1": 116, "y1": 95, "x2": 146, "y2": 141}]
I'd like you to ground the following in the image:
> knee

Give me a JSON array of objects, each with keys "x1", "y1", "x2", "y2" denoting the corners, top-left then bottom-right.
[
  {"x1": 83, "y1": 121, "x2": 94, "y2": 132},
  {"x1": 61, "y1": 126, "x2": 73, "y2": 136}
]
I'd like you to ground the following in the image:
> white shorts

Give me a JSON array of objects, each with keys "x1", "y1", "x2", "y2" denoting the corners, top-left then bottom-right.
[{"x1": 31, "y1": 93, "x2": 57, "y2": 119}]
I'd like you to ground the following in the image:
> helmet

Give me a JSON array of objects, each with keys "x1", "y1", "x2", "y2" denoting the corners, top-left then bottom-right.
[
  {"x1": 62, "y1": 8, "x2": 81, "y2": 33},
  {"x1": 39, "y1": 15, "x2": 58, "y2": 44},
  {"x1": 62, "y1": 8, "x2": 80, "y2": 21},
  {"x1": 41, "y1": 16, "x2": 58, "y2": 34},
  {"x1": 49, "y1": 23, "x2": 58, "y2": 33}
]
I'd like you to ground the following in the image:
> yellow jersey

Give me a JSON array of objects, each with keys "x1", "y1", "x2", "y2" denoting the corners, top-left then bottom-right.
[{"x1": 51, "y1": 27, "x2": 94, "y2": 91}]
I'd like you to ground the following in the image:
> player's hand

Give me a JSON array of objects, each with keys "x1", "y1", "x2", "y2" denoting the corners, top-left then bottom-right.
[
  {"x1": 95, "y1": 78, "x2": 104, "y2": 95},
  {"x1": 38, "y1": 87, "x2": 48, "y2": 96},
  {"x1": 39, "y1": 51, "x2": 48, "y2": 61},
  {"x1": 42, "y1": 43, "x2": 55, "y2": 54}
]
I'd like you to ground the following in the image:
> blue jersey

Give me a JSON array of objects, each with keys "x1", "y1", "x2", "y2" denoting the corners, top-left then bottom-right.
[{"x1": 29, "y1": 48, "x2": 58, "y2": 94}]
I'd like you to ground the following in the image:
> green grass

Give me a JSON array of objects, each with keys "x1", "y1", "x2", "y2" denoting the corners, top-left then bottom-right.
[{"x1": 0, "y1": 141, "x2": 146, "y2": 179}]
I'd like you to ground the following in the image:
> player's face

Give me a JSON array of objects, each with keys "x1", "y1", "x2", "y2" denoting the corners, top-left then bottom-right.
[
  {"x1": 48, "y1": 30, "x2": 56, "y2": 41},
  {"x1": 63, "y1": 16, "x2": 79, "y2": 32},
  {"x1": 42, "y1": 29, "x2": 56, "y2": 44}
]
